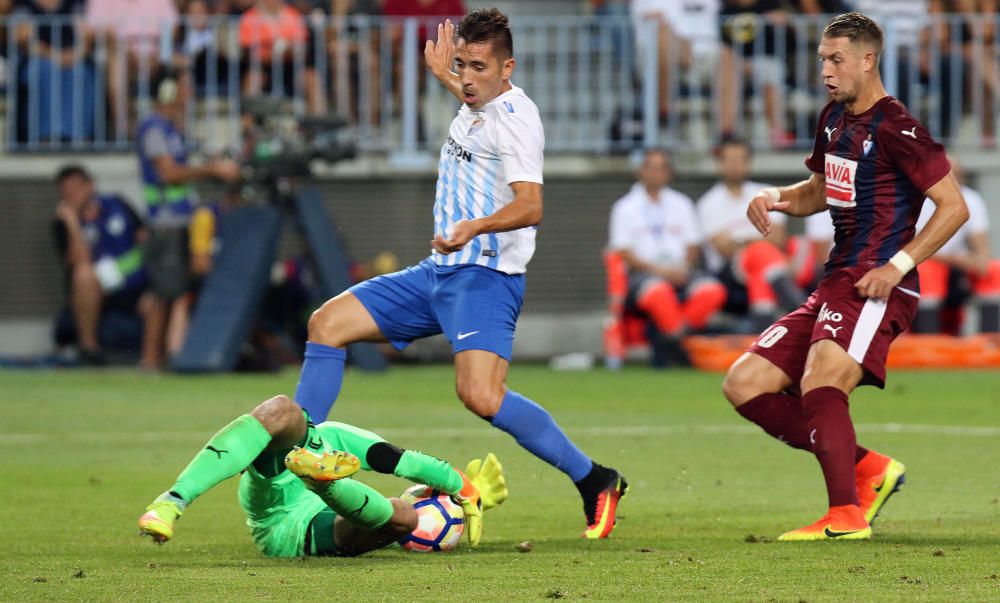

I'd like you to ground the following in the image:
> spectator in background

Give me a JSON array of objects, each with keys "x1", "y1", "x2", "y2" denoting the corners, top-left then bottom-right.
[
  {"x1": 86, "y1": 0, "x2": 178, "y2": 138},
  {"x1": 13, "y1": 0, "x2": 96, "y2": 142},
  {"x1": 239, "y1": 0, "x2": 318, "y2": 113},
  {"x1": 174, "y1": 0, "x2": 230, "y2": 95},
  {"x1": 606, "y1": 149, "x2": 727, "y2": 368},
  {"x1": 631, "y1": 0, "x2": 720, "y2": 122},
  {"x1": 218, "y1": 0, "x2": 255, "y2": 14},
  {"x1": 163, "y1": 188, "x2": 238, "y2": 359},
  {"x1": 847, "y1": 0, "x2": 964, "y2": 141},
  {"x1": 591, "y1": 0, "x2": 632, "y2": 73},
  {"x1": 383, "y1": 0, "x2": 466, "y2": 42},
  {"x1": 383, "y1": 0, "x2": 466, "y2": 143},
  {"x1": 914, "y1": 158, "x2": 1000, "y2": 333},
  {"x1": 696, "y1": 136, "x2": 803, "y2": 330},
  {"x1": 136, "y1": 66, "x2": 240, "y2": 369},
  {"x1": 933, "y1": 0, "x2": 998, "y2": 146},
  {"x1": 328, "y1": 0, "x2": 383, "y2": 125},
  {"x1": 718, "y1": 0, "x2": 794, "y2": 148},
  {"x1": 52, "y1": 165, "x2": 151, "y2": 365}
]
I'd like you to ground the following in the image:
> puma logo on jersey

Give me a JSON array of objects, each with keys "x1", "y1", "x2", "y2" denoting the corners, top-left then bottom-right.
[
  {"x1": 825, "y1": 126, "x2": 837, "y2": 141},
  {"x1": 823, "y1": 324, "x2": 843, "y2": 337},
  {"x1": 206, "y1": 445, "x2": 228, "y2": 459},
  {"x1": 900, "y1": 126, "x2": 917, "y2": 139}
]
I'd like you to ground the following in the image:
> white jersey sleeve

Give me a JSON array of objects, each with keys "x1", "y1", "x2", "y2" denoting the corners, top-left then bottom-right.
[{"x1": 493, "y1": 102, "x2": 544, "y2": 185}]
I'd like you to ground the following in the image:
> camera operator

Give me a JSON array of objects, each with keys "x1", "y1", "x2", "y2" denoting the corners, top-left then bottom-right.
[{"x1": 136, "y1": 66, "x2": 240, "y2": 369}]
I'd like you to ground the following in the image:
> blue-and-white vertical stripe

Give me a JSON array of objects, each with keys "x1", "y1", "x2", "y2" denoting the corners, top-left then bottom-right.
[{"x1": 481, "y1": 159, "x2": 500, "y2": 270}]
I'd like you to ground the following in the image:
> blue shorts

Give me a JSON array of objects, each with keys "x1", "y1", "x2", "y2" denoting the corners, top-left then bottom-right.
[{"x1": 350, "y1": 258, "x2": 525, "y2": 361}]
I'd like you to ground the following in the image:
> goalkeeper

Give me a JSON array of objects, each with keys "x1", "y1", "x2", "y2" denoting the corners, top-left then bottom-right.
[{"x1": 138, "y1": 394, "x2": 508, "y2": 557}]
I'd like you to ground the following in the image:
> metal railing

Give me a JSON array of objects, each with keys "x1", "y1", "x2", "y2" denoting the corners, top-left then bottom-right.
[{"x1": 2, "y1": 13, "x2": 997, "y2": 154}]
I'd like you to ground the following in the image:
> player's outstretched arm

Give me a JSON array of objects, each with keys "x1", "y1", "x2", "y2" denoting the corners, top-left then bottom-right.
[
  {"x1": 425, "y1": 19, "x2": 464, "y2": 103},
  {"x1": 855, "y1": 172, "x2": 969, "y2": 300},
  {"x1": 747, "y1": 172, "x2": 827, "y2": 237},
  {"x1": 432, "y1": 182, "x2": 543, "y2": 254}
]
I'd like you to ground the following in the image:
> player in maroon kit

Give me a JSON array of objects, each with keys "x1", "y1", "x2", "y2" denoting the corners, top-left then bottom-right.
[{"x1": 721, "y1": 12, "x2": 969, "y2": 541}]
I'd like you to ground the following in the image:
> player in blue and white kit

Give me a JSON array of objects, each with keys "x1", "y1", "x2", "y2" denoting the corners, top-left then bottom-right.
[{"x1": 293, "y1": 9, "x2": 626, "y2": 540}]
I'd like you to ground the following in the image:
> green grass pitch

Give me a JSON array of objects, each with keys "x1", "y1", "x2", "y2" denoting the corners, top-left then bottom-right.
[{"x1": 1, "y1": 366, "x2": 998, "y2": 601}]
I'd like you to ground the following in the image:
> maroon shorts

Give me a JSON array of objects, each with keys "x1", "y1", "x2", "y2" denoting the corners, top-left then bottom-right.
[{"x1": 748, "y1": 266, "x2": 919, "y2": 389}]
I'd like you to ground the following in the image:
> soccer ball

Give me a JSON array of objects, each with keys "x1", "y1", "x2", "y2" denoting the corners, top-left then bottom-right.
[{"x1": 399, "y1": 484, "x2": 465, "y2": 552}]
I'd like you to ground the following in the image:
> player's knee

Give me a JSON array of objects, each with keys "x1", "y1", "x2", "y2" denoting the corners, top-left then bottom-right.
[
  {"x1": 251, "y1": 394, "x2": 303, "y2": 437},
  {"x1": 721, "y1": 363, "x2": 756, "y2": 407},
  {"x1": 800, "y1": 362, "x2": 858, "y2": 394},
  {"x1": 455, "y1": 380, "x2": 503, "y2": 417},
  {"x1": 307, "y1": 304, "x2": 341, "y2": 346}
]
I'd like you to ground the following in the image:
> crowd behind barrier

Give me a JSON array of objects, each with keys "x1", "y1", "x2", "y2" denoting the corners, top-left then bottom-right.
[{"x1": 1, "y1": 3, "x2": 997, "y2": 153}]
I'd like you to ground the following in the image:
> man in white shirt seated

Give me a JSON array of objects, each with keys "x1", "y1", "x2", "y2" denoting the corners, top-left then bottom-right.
[
  {"x1": 696, "y1": 136, "x2": 804, "y2": 329},
  {"x1": 913, "y1": 159, "x2": 1000, "y2": 333},
  {"x1": 631, "y1": 0, "x2": 720, "y2": 121},
  {"x1": 607, "y1": 149, "x2": 727, "y2": 367},
  {"x1": 787, "y1": 210, "x2": 835, "y2": 294}
]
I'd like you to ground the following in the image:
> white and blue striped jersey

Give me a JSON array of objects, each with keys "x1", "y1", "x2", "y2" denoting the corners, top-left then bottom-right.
[{"x1": 431, "y1": 84, "x2": 544, "y2": 275}]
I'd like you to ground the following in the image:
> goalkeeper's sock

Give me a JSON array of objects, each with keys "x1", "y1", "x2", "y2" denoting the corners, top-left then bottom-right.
[
  {"x1": 294, "y1": 342, "x2": 347, "y2": 423},
  {"x1": 365, "y1": 441, "x2": 464, "y2": 496},
  {"x1": 307, "y1": 478, "x2": 394, "y2": 530},
  {"x1": 395, "y1": 449, "x2": 464, "y2": 495},
  {"x1": 491, "y1": 390, "x2": 593, "y2": 482},
  {"x1": 170, "y1": 414, "x2": 272, "y2": 504}
]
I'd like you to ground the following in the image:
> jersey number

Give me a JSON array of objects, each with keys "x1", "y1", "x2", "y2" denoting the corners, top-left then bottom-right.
[{"x1": 757, "y1": 326, "x2": 788, "y2": 348}]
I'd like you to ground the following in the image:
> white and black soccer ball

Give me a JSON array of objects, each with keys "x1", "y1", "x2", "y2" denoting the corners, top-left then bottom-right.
[{"x1": 399, "y1": 484, "x2": 465, "y2": 552}]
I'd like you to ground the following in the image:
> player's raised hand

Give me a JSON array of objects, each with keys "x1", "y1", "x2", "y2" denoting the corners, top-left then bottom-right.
[
  {"x1": 424, "y1": 19, "x2": 456, "y2": 80},
  {"x1": 854, "y1": 264, "x2": 904, "y2": 301},
  {"x1": 747, "y1": 188, "x2": 790, "y2": 237},
  {"x1": 432, "y1": 220, "x2": 479, "y2": 254}
]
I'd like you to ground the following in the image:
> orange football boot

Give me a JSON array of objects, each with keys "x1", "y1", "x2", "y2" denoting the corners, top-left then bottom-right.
[
  {"x1": 855, "y1": 450, "x2": 906, "y2": 524},
  {"x1": 778, "y1": 504, "x2": 871, "y2": 541}
]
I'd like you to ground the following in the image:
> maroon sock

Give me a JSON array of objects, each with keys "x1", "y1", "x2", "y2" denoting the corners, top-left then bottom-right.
[
  {"x1": 801, "y1": 386, "x2": 859, "y2": 507},
  {"x1": 736, "y1": 393, "x2": 871, "y2": 463},
  {"x1": 736, "y1": 393, "x2": 812, "y2": 451}
]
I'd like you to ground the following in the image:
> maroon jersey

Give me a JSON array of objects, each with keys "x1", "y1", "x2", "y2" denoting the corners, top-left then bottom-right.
[{"x1": 805, "y1": 97, "x2": 950, "y2": 290}]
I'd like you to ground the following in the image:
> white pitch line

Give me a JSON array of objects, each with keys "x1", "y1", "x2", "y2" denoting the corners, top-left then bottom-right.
[{"x1": 0, "y1": 423, "x2": 996, "y2": 445}]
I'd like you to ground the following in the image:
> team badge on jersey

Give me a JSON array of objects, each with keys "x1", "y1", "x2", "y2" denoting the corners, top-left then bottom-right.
[
  {"x1": 862, "y1": 133, "x2": 874, "y2": 157},
  {"x1": 467, "y1": 115, "x2": 486, "y2": 136},
  {"x1": 824, "y1": 153, "x2": 858, "y2": 208}
]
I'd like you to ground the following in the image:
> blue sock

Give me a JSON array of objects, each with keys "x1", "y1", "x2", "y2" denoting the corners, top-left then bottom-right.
[
  {"x1": 294, "y1": 342, "x2": 347, "y2": 422},
  {"x1": 491, "y1": 390, "x2": 593, "y2": 482}
]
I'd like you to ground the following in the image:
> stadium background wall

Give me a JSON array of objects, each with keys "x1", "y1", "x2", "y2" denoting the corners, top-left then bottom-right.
[
  {"x1": 0, "y1": 174, "x2": 720, "y2": 319},
  {"x1": 3, "y1": 168, "x2": 998, "y2": 358}
]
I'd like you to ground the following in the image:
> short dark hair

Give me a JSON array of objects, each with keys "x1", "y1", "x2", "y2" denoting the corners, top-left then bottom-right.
[
  {"x1": 55, "y1": 164, "x2": 91, "y2": 185},
  {"x1": 457, "y1": 8, "x2": 513, "y2": 60},
  {"x1": 714, "y1": 134, "x2": 751, "y2": 158},
  {"x1": 823, "y1": 12, "x2": 883, "y2": 58}
]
